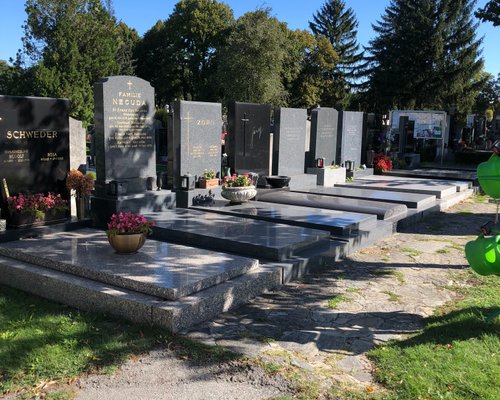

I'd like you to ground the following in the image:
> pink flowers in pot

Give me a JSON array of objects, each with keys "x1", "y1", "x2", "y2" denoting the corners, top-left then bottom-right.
[
  {"x1": 7, "y1": 193, "x2": 68, "y2": 215},
  {"x1": 106, "y1": 212, "x2": 155, "y2": 237}
]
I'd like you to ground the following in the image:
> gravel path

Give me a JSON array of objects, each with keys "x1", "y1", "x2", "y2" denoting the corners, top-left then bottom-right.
[{"x1": 73, "y1": 195, "x2": 493, "y2": 399}]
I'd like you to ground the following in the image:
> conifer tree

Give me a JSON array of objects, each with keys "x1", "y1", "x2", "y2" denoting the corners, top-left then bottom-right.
[
  {"x1": 309, "y1": 0, "x2": 363, "y2": 108},
  {"x1": 361, "y1": 0, "x2": 484, "y2": 115}
]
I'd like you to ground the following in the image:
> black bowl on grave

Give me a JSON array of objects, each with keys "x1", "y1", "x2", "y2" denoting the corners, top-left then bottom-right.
[{"x1": 265, "y1": 175, "x2": 291, "y2": 188}]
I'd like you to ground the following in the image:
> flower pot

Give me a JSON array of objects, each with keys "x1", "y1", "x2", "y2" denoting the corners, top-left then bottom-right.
[
  {"x1": 7, "y1": 211, "x2": 36, "y2": 229},
  {"x1": 107, "y1": 233, "x2": 146, "y2": 254},
  {"x1": 221, "y1": 185, "x2": 257, "y2": 203},
  {"x1": 44, "y1": 209, "x2": 68, "y2": 224},
  {"x1": 199, "y1": 178, "x2": 219, "y2": 189}
]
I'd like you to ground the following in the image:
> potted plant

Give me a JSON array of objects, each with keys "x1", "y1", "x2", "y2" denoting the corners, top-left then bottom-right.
[
  {"x1": 6, "y1": 192, "x2": 68, "y2": 228},
  {"x1": 373, "y1": 153, "x2": 393, "y2": 173},
  {"x1": 106, "y1": 212, "x2": 155, "y2": 254},
  {"x1": 199, "y1": 169, "x2": 219, "y2": 189},
  {"x1": 37, "y1": 192, "x2": 69, "y2": 223},
  {"x1": 221, "y1": 174, "x2": 257, "y2": 203},
  {"x1": 66, "y1": 169, "x2": 94, "y2": 220}
]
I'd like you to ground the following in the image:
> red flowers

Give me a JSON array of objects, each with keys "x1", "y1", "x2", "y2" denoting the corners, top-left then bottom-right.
[
  {"x1": 374, "y1": 153, "x2": 393, "y2": 173},
  {"x1": 7, "y1": 193, "x2": 68, "y2": 214},
  {"x1": 106, "y1": 212, "x2": 155, "y2": 237}
]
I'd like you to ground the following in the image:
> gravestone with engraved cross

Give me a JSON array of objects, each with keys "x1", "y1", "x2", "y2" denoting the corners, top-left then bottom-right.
[
  {"x1": 227, "y1": 101, "x2": 272, "y2": 176},
  {"x1": 94, "y1": 75, "x2": 156, "y2": 194},
  {"x1": 169, "y1": 100, "x2": 222, "y2": 189}
]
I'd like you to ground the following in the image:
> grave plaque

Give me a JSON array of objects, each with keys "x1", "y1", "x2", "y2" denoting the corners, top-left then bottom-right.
[
  {"x1": 0, "y1": 95, "x2": 69, "y2": 203},
  {"x1": 308, "y1": 107, "x2": 338, "y2": 167},
  {"x1": 170, "y1": 100, "x2": 222, "y2": 189},
  {"x1": 273, "y1": 107, "x2": 307, "y2": 176},
  {"x1": 227, "y1": 101, "x2": 272, "y2": 176},
  {"x1": 337, "y1": 111, "x2": 366, "y2": 168},
  {"x1": 94, "y1": 76, "x2": 155, "y2": 193}
]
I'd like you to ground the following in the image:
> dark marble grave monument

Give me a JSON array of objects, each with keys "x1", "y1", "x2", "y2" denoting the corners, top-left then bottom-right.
[
  {"x1": 308, "y1": 107, "x2": 338, "y2": 167},
  {"x1": 273, "y1": 107, "x2": 307, "y2": 176},
  {"x1": 169, "y1": 100, "x2": 222, "y2": 189},
  {"x1": 0, "y1": 95, "x2": 69, "y2": 209},
  {"x1": 94, "y1": 75, "x2": 156, "y2": 194},
  {"x1": 337, "y1": 111, "x2": 367, "y2": 168},
  {"x1": 227, "y1": 101, "x2": 272, "y2": 176}
]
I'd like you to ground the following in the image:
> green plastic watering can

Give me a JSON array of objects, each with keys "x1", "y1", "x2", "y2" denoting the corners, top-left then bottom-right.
[{"x1": 465, "y1": 235, "x2": 500, "y2": 276}]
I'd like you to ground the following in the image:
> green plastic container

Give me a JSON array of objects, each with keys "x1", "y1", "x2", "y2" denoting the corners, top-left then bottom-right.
[{"x1": 465, "y1": 235, "x2": 500, "y2": 276}]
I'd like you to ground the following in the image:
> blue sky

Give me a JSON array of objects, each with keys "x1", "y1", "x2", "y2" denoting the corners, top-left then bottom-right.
[{"x1": 1, "y1": 0, "x2": 498, "y2": 76}]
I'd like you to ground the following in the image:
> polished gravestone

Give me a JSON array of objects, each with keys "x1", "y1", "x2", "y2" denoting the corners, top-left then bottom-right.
[
  {"x1": 383, "y1": 168, "x2": 478, "y2": 184},
  {"x1": 308, "y1": 107, "x2": 338, "y2": 168},
  {"x1": 273, "y1": 107, "x2": 307, "y2": 176},
  {"x1": 0, "y1": 95, "x2": 69, "y2": 200},
  {"x1": 337, "y1": 111, "x2": 366, "y2": 167},
  {"x1": 169, "y1": 100, "x2": 222, "y2": 189},
  {"x1": 299, "y1": 186, "x2": 436, "y2": 209},
  {"x1": 256, "y1": 190, "x2": 407, "y2": 221},
  {"x1": 145, "y1": 209, "x2": 330, "y2": 261},
  {"x1": 0, "y1": 228, "x2": 257, "y2": 300},
  {"x1": 336, "y1": 175, "x2": 468, "y2": 198},
  {"x1": 191, "y1": 200, "x2": 377, "y2": 235},
  {"x1": 227, "y1": 102, "x2": 272, "y2": 176},
  {"x1": 94, "y1": 76, "x2": 156, "y2": 194}
]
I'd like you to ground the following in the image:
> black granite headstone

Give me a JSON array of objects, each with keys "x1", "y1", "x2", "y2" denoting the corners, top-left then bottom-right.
[
  {"x1": 227, "y1": 101, "x2": 272, "y2": 176},
  {"x1": 94, "y1": 76, "x2": 156, "y2": 193},
  {"x1": 308, "y1": 107, "x2": 338, "y2": 167},
  {"x1": 0, "y1": 95, "x2": 69, "y2": 208},
  {"x1": 273, "y1": 107, "x2": 307, "y2": 176},
  {"x1": 169, "y1": 100, "x2": 222, "y2": 189},
  {"x1": 337, "y1": 111, "x2": 367, "y2": 168}
]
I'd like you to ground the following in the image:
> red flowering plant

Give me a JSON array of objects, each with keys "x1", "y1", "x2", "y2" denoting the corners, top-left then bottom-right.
[
  {"x1": 373, "y1": 153, "x2": 393, "y2": 173},
  {"x1": 106, "y1": 212, "x2": 155, "y2": 237},
  {"x1": 6, "y1": 192, "x2": 68, "y2": 218},
  {"x1": 222, "y1": 174, "x2": 253, "y2": 188}
]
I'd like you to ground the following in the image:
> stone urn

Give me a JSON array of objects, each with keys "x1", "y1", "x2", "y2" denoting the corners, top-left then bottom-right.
[
  {"x1": 107, "y1": 233, "x2": 146, "y2": 254},
  {"x1": 221, "y1": 185, "x2": 257, "y2": 203}
]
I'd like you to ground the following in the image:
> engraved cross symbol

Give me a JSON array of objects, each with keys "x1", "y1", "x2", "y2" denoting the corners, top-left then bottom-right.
[
  {"x1": 182, "y1": 112, "x2": 193, "y2": 154},
  {"x1": 127, "y1": 80, "x2": 133, "y2": 90},
  {"x1": 241, "y1": 113, "x2": 250, "y2": 156}
]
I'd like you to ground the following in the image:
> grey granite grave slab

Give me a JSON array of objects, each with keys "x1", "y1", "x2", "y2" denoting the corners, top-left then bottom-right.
[
  {"x1": 273, "y1": 107, "x2": 307, "y2": 176},
  {"x1": 145, "y1": 209, "x2": 330, "y2": 261},
  {"x1": 256, "y1": 190, "x2": 407, "y2": 221},
  {"x1": 354, "y1": 174, "x2": 470, "y2": 191},
  {"x1": 297, "y1": 186, "x2": 436, "y2": 209},
  {"x1": 383, "y1": 168, "x2": 478, "y2": 185},
  {"x1": 0, "y1": 228, "x2": 257, "y2": 300},
  {"x1": 190, "y1": 200, "x2": 377, "y2": 235},
  {"x1": 335, "y1": 178, "x2": 460, "y2": 199}
]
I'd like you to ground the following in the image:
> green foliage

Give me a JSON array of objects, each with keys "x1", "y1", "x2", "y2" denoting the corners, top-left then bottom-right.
[
  {"x1": 13, "y1": 0, "x2": 138, "y2": 124},
  {"x1": 475, "y1": 0, "x2": 500, "y2": 26},
  {"x1": 215, "y1": 8, "x2": 289, "y2": 106},
  {"x1": 369, "y1": 272, "x2": 500, "y2": 400},
  {"x1": 135, "y1": 0, "x2": 234, "y2": 105},
  {"x1": 361, "y1": 0, "x2": 484, "y2": 115},
  {"x1": 309, "y1": 0, "x2": 363, "y2": 108}
]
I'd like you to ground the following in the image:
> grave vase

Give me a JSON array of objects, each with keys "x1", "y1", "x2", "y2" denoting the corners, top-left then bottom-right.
[
  {"x1": 107, "y1": 233, "x2": 146, "y2": 254},
  {"x1": 76, "y1": 196, "x2": 90, "y2": 220}
]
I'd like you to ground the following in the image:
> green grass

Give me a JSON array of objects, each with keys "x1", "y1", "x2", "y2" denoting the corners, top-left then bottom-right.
[
  {"x1": 346, "y1": 287, "x2": 362, "y2": 294},
  {"x1": 381, "y1": 291, "x2": 403, "y2": 304},
  {"x1": 327, "y1": 295, "x2": 352, "y2": 309},
  {"x1": 371, "y1": 269, "x2": 406, "y2": 285},
  {"x1": 0, "y1": 285, "x2": 238, "y2": 397},
  {"x1": 436, "y1": 248, "x2": 450, "y2": 254},
  {"x1": 369, "y1": 271, "x2": 500, "y2": 400},
  {"x1": 400, "y1": 247, "x2": 423, "y2": 257}
]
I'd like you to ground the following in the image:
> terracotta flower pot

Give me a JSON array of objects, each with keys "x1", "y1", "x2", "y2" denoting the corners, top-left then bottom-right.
[{"x1": 107, "y1": 233, "x2": 146, "y2": 254}]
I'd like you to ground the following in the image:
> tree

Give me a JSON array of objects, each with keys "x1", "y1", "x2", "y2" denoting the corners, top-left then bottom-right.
[
  {"x1": 475, "y1": 0, "x2": 500, "y2": 26},
  {"x1": 215, "y1": 9, "x2": 289, "y2": 105},
  {"x1": 309, "y1": 0, "x2": 363, "y2": 108},
  {"x1": 17, "y1": 0, "x2": 137, "y2": 124},
  {"x1": 135, "y1": 0, "x2": 234, "y2": 105},
  {"x1": 361, "y1": 0, "x2": 484, "y2": 116}
]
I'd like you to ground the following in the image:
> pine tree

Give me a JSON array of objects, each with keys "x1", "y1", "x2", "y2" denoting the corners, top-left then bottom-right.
[
  {"x1": 361, "y1": 0, "x2": 484, "y2": 115},
  {"x1": 309, "y1": 0, "x2": 363, "y2": 108}
]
